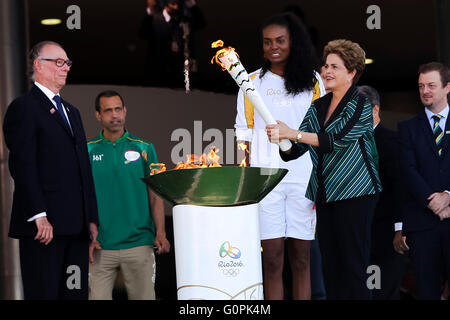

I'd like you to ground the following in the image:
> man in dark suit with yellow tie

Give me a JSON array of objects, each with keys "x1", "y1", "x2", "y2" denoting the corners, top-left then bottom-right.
[
  {"x1": 398, "y1": 62, "x2": 450, "y2": 299},
  {"x1": 3, "y1": 41, "x2": 99, "y2": 299}
]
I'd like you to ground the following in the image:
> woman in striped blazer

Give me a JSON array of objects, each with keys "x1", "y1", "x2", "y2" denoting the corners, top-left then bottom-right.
[{"x1": 267, "y1": 39, "x2": 382, "y2": 299}]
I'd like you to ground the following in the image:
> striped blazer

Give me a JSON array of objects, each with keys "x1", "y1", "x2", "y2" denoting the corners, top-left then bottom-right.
[{"x1": 281, "y1": 85, "x2": 382, "y2": 203}]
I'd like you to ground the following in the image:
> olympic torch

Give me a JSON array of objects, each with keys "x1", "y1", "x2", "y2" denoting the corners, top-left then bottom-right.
[{"x1": 211, "y1": 40, "x2": 292, "y2": 152}]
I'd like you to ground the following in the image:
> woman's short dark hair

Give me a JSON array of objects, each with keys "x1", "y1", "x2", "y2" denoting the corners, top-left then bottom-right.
[
  {"x1": 323, "y1": 39, "x2": 366, "y2": 84},
  {"x1": 260, "y1": 12, "x2": 318, "y2": 95}
]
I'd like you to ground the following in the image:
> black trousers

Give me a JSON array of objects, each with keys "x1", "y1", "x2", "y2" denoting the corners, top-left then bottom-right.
[
  {"x1": 19, "y1": 235, "x2": 89, "y2": 300},
  {"x1": 370, "y1": 220, "x2": 407, "y2": 300},
  {"x1": 316, "y1": 194, "x2": 379, "y2": 300},
  {"x1": 407, "y1": 220, "x2": 450, "y2": 300}
]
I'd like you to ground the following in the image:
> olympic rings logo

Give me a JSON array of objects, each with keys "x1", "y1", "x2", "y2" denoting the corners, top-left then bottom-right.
[
  {"x1": 219, "y1": 241, "x2": 241, "y2": 259},
  {"x1": 222, "y1": 269, "x2": 240, "y2": 277}
]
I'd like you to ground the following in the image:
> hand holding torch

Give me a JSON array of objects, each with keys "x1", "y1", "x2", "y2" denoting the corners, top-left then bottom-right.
[{"x1": 211, "y1": 41, "x2": 292, "y2": 152}]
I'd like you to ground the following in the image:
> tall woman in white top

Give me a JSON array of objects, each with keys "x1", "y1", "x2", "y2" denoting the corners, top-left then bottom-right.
[{"x1": 235, "y1": 12, "x2": 325, "y2": 300}]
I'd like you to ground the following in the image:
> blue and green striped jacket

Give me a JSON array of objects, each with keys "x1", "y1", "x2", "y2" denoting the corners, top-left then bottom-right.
[{"x1": 281, "y1": 85, "x2": 382, "y2": 203}]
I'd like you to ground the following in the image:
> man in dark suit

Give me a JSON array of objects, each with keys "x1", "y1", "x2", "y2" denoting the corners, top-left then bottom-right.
[
  {"x1": 358, "y1": 85, "x2": 407, "y2": 300},
  {"x1": 138, "y1": 0, "x2": 205, "y2": 88},
  {"x1": 398, "y1": 62, "x2": 450, "y2": 300},
  {"x1": 2, "y1": 41, "x2": 99, "y2": 299}
]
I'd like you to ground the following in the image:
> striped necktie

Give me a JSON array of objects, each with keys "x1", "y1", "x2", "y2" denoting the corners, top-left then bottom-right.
[{"x1": 432, "y1": 114, "x2": 443, "y2": 156}]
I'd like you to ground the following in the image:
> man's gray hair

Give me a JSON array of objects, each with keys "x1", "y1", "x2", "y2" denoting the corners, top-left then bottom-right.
[
  {"x1": 357, "y1": 85, "x2": 380, "y2": 107},
  {"x1": 28, "y1": 41, "x2": 64, "y2": 81}
]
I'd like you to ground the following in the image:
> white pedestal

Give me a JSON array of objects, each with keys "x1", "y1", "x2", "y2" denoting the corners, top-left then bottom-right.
[{"x1": 173, "y1": 203, "x2": 263, "y2": 300}]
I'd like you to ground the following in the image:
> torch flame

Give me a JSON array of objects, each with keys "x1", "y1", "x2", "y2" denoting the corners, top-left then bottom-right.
[
  {"x1": 206, "y1": 146, "x2": 221, "y2": 167},
  {"x1": 150, "y1": 163, "x2": 167, "y2": 175},
  {"x1": 150, "y1": 146, "x2": 222, "y2": 175},
  {"x1": 238, "y1": 142, "x2": 249, "y2": 153},
  {"x1": 210, "y1": 40, "x2": 239, "y2": 71},
  {"x1": 211, "y1": 40, "x2": 224, "y2": 48},
  {"x1": 238, "y1": 142, "x2": 248, "y2": 167}
]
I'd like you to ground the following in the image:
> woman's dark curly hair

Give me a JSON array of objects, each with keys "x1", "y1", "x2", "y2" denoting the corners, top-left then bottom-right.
[{"x1": 260, "y1": 12, "x2": 318, "y2": 95}]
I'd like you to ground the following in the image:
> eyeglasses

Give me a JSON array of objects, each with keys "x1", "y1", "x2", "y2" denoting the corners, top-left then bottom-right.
[{"x1": 39, "y1": 58, "x2": 73, "y2": 67}]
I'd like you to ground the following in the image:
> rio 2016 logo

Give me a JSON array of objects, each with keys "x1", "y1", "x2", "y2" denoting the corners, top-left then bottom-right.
[
  {"x1": 219, "y1": 241, "x2": 241, "y2": 259},
  {"x1": 218, "y1": 241, "x2": 243, "y2": 277}
]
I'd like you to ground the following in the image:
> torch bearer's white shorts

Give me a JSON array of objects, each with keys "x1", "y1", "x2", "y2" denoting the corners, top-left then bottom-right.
[{"x1": 258, "y1": 182, "x2": 316, "y2": 241}]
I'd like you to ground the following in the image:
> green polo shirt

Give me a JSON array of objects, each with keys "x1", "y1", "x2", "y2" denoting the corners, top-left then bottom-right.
[{"x1": 88, "y1": 130, "x2": 157, "y2": 250}]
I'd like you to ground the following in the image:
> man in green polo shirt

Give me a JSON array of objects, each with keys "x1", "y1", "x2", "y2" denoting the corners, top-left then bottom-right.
[{"x1": 87, "y1": 90, "x2": 170, "y2": 300}]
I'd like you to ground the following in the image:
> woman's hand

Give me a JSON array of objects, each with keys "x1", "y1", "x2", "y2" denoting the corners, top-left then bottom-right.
[{"x1": 266, "y1": 120, "x2": 297, "y2": 143}]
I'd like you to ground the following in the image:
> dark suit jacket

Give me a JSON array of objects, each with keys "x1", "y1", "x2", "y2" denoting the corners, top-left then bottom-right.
[
  {"x1": 373, "y1": 124, "x2": 403, "y2": 224},
  {"x1": 371, "y1": 124, "x2": 403, "y2": 254},
  {"x1": 3, "y1": 85, "x2": 98, "y2": 239},
  {"x1": 398, "y1": 110, "x2": 450, "y2": 233}
]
